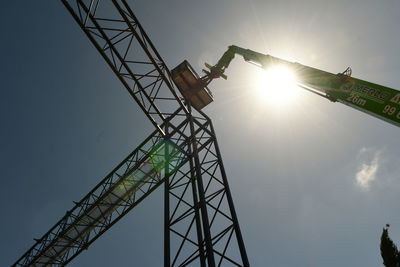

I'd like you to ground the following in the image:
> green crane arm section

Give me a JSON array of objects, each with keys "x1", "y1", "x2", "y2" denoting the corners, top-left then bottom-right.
[{"x1": 205, "y1": 45, "x2": 400, "y2": 127}]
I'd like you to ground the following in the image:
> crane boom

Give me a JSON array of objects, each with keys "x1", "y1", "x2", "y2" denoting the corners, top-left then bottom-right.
[
  {"x1": 13, "y1": 129, "x2": 166, "y2": 266},
  {"x1": 14, "y1": 3, "x2": 250, "y2": 265},
  {"x1": 205, "y1": 45, "x2": 400, "y2": 127}
]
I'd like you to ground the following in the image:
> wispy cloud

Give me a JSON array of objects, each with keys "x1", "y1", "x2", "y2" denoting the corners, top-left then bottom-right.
[{"x1": 355, "y1": 148, "x2": 381, "y2": 190}]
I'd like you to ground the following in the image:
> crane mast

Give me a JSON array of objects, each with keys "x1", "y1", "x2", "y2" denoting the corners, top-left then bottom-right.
[
  {"x1": 205, "y1": 45, "x2": 400, "y2": 127},
  {"x1": 13, "y1": 1, "x2": 249, "y2": 266},
  {"x1": 14, "y1": 2, "x2": 399, "y2": 266}
]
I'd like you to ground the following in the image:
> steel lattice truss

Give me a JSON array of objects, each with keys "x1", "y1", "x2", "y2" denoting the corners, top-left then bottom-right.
[
  {"x1": 64, "y1": 0, "x2": 188, "y2": 134},
  {"x1": 13, "y1": 0, "x2": 249, "y2": 266}
]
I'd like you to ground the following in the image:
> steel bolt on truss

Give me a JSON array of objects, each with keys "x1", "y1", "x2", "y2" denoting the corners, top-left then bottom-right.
[{"x1": 13, "y1": 0, "x2": 249, "y2": 266}]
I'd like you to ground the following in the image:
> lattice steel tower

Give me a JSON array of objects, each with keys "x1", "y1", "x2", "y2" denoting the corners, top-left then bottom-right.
[{"x1": 13, "y1": 1, "x2": 249, "y2": 266}]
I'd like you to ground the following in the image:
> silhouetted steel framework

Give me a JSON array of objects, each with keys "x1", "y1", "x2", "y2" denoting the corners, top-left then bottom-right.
[{"x1": 13, "y1": 1, "x2": 249, "y2": 266}]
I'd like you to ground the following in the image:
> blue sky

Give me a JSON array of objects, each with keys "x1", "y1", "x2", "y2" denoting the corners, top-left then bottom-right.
[{"x1": 1, "y1": 1, "x2": 400, "y2": 266}]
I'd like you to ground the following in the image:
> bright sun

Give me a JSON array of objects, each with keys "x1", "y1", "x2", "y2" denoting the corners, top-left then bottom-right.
[{"x1": 253, "y1": 66, "x2": 300, "y2": 108}]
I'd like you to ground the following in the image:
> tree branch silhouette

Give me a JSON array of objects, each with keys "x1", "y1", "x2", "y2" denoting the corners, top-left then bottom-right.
[{"x1": 381, "y1": 225, "x2": 400, "y2": 267}]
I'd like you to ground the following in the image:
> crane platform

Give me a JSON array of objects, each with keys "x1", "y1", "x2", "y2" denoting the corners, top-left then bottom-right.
[{"x1": 172, "y1": 60, "x2": 213, "y2": 110}]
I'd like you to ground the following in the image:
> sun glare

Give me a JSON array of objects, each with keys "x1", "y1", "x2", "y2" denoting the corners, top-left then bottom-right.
[{"x1": 254, "y1": 66, "x2": 300, "y2": 108}]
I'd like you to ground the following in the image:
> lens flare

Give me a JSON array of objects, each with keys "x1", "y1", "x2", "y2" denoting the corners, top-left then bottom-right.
[{"x1": 149, "y1": 140, "x2": 182, "y2": 174}]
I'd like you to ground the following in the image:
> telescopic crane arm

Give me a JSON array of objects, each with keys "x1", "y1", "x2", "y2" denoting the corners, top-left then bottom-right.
[{"x1": 202, "y1": 45, "x2": 400, "y2": 127}]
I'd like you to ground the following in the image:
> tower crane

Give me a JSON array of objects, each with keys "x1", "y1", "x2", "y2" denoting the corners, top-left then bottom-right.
[
  {"x1": 13, "y1": 1, "x2": 400, "y2": 267},
  {"x1": 13, "y1": 1, "x2": 248, "y2": 266}
]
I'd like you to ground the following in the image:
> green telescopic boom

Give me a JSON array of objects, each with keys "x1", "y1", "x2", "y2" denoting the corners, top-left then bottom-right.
[{"x1": 204, "y1": 45, "x2": 400, "y2": 127}]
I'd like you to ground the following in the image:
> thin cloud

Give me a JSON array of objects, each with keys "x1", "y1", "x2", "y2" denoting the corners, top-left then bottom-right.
[{"x1": 355, "y1": 148, "x2": 381, "y2": 190}]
